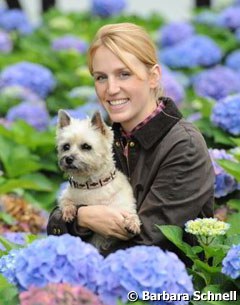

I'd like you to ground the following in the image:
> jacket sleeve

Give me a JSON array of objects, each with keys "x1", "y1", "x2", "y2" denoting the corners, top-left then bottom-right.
[
  {"x1": 47, "y1": 206, "x2": 93, "y2": 240},
  {"x1": 128, "y1": 124, "x2": 214, "y2": 250}
]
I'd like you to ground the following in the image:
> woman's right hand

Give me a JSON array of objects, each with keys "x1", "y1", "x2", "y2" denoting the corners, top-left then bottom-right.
[{"x1": 77, "y1": 205, "x2": 131, "y2": 240}]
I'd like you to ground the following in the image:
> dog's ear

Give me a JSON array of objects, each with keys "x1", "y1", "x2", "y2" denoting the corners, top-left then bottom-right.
[
  {"x1": 91, "y1": 111, "x2": 107, "y2": 135},
  {"x1": 58, "y1": 110, "x2": 71, "y2": 128}
]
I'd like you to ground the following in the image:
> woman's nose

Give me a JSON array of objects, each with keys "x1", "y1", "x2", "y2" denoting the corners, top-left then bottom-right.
[{"x1": 107, "y1": 79, "x2": 120, "y2": 95}]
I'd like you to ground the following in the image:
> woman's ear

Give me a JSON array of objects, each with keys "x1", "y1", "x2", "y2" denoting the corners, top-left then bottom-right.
[{"x1": 149, "y1": 64, "x2": 161, "y2": 89}]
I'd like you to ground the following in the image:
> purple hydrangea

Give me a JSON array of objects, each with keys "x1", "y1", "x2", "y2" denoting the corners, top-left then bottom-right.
[
  {"x1": 0, "y1": 234, "x2": 103, "y2": 291},
  {"x1": 208, "y1": 148, "x2": 239, "y2": 198},
  {"x1": 0, "y1": 62, "x2": 56, "y2": 98},
  {"x1": 157, "y1": 22, "x2": 194, "y2": 48},
  {"x1": 52, "y1": 35, "x2": 88, "y2": 53},
  {"x1": 0, "y1": 30, "x2": 12, "y2": 53},
  {"x1": 218, "y1": 6, "x2": 240, "y2": 30},
  {"x1": 6, "y1": 101, "x2": 50, "y2": 131},
  {"x1": 211, "y1": 94, "x2": 240, "y2": 135},
  {"x1": 161, "y1": 70, "x2": 185, "y2": 105},
  {"x1": 222, "y1": 244, "x2": 240, "y2": 279},
  {"x1": 160, "y1": 35, "x2": 222, "y2": 69},
  {"x1": 91, "y1": 0, "x2": 126, "y2": 17},
  {"x1": 225, "y1": 50, "x2": 240, "y2": 72},
  {"x1": 192, "y1": 66, "x2": 240, "y2": 100},
  {"x1": 97, "y1": 246, "x2": 194, "y2": 305},
  {"x1": 0, "y1": 9, "x2": 33, "y2": 35},
  {"x1": 0, "y1": 232, "x2": 27, "y2": 251}
]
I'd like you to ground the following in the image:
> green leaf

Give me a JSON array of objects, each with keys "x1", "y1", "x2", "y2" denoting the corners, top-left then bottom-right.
[
  {"x1": 0, "y1": 211, "x2": 16, "y2": 225},
  {"x1": 217, "y1": 159, "x2": 240, "y2": 181},
  {"x1": 0, "y1": 275, "x2": 19, "y2": 305},
  {"x1": 226, "y1": 199, "x2": 240, "y2": 212},
  {"x1": 156, "y1": 225, "x2": 198, "y2": 261},
  {"x1": 0, "y1": 236, "x2": 20, "y2": 251}
]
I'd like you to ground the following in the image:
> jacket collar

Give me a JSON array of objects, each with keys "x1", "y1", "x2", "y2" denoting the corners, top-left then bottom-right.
[{"x1": 112, "y1": 97, "x2": 182, "y2": 150}]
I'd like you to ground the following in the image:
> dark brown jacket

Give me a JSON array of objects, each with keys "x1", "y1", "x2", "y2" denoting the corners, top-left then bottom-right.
[{"x1": 47, "y1": 97, "x2": 214, "y2": 257}]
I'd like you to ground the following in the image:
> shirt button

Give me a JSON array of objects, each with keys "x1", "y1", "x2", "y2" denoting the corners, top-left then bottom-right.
[
  {"x1": 129, "y1": 141, "x2": 135, "y2": 147},
  {"x1": 53, "y1": 228, "x2": 57, "y2": 234},
  {"x1": 115, "y1": 141, "x2": 120, "y2": 147}
]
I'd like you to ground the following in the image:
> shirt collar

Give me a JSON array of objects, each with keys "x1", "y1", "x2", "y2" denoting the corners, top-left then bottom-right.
[{"x1": 112, "y1": 97, "x2": 183, "y2": 150}]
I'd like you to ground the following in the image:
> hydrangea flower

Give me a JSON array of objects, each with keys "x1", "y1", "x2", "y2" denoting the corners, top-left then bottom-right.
[
  {"x1": 218, "y1": 6, "x2": 240, "y2": 30},
  {"x1": 0, "y1": 85, "x2": 41, "y2": 102},
  {"x1": 0, "y1": 30, "x2": 12, "y2": 53},
  {"x1": 6, "y1": 101, "x2": 50, "y2": 131},
  {"x1": 0, "y1": 62, "x2": 56, "y2": 98},
  {"x1": 192, "y1": 66, "x2": 240, "y2": 100},
  {"x1": 0, "y1": 234, "x2": 103, "y2": 291},
  {"x1": 222, "y1": 244, "x2": 240, "y2": 279},
  {"x1": 211, "y1": 94, "x2": 240, "y2": 135},
  {"x1": 68, "y1": 86, "x2": 96, "y2": 99},
  {"x1": 0, "y1": 232, "x2": 27, "y2": 251},
  {"x1": 97, "y1": 245, "x2": 194, "y2": 305},
  {"x1": 225, "y1": 50, "x2": 240, "y2": 72},
  {"x1": 19, "y1": 283, "x2": 104, "y2": 305},
  {"x1": 235, "y1": 27, "x2": 240, "y2": 40},
  {"x1": 52, "y1": 35, "x2": 88, "y2": 53},
  {"x1": 193, "y1": 11, "x2": 221, "y2": 26},
  {"x1": 185, "y1": 218, "x2": 230, "y2": 237},
  {"x1": 161, "y1": 70, "x2": 185, "y2": 105},
  {"x1": 157, "y1": 22, "x2": 194, "y2": 48},
  {"x1": 0, "y1": 249, "x2": 20, "y2": 285},
  {"x1": 160, "y1": 35, "x2": 222, "y2": 69},
  {"x1": 91, "y1": 0, "x2": 126, "y2": 18},
  {"x1": 208, "y1": 148, "x2": 240, "y2": 197},
  {"x1": 0, "y1": 9, "x2": 33, "y2": 35}
]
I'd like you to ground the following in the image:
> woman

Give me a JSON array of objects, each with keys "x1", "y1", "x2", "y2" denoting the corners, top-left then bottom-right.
[{"x1": 47, "y1": 23, "x2": 214, "y2": 258}]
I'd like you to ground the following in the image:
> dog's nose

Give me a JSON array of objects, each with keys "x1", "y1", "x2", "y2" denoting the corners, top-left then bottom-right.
[{"x1": 65, "y1": 156, "x2": 74, "y2": 165}]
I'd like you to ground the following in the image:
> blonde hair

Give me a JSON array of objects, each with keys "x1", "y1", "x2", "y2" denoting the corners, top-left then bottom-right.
[{"x1": 87, "y1": 22, "x2": 162, "y2": 98}]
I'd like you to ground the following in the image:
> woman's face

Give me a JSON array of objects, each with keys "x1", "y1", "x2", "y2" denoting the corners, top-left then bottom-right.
[{"x1": 92, "y1": 45, "x2": 160, "y2": 132}]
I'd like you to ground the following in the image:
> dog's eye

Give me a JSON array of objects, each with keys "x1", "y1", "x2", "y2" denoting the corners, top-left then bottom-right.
[
  {"x1": 62, "y1": 143, "x2": 70, "y2": 151},
  {"x1": 81, "y1": 143, "x2": 92, "y2": 150}
]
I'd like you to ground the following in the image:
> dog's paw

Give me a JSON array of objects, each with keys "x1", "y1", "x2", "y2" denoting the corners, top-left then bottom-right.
[
  {"x1": 124, "y1": 214, "x2": 141, "y2": 235},
  {"x1": 62, "y1": 205, "x2": 77, "y2": 222}
]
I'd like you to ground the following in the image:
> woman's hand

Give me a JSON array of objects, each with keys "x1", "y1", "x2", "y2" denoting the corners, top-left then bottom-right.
[{"x1": 77, "y1": 205, "x2": 131, "y2": 240}]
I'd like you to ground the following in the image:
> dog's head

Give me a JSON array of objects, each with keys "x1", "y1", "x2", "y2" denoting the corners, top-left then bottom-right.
[{"x1": 56, "y1": 110, "x2": 114, "y2": 177}]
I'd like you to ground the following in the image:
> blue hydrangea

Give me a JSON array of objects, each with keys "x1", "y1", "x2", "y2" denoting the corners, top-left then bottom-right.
[
  {"x1": 193, "y1": 11, "x2": 221, "y2": 26},
  {"x1": 6, "y1": 101, "x2": 50, "y2": 131},
  {"x1": 0, "y1": 9, "x2": 33, "y2": 35},
  {"x1": 208, "y1": 148, "x2": 240, "y2": 198},
  {"x1": 97, "y1": 246, "x2": 194, "y2": 305},
  {"x1": 218, "y1": 6, "x2": 240, "y2": 30},
  {"x1": 160, "y1": 35, "x2": 222, "y2": 69},
  {"x1": 91, "y1": 0, "x2": 126, "y2": 17},
  {"x1": 192, "y1": 66, "x2": 240, "y2": 101},
  {"x1": 186, "y1": 112, "x2": 202, "y2": 123},
  {"x1": 0, "y1": 85, "x2": 42, "y2": 102},
  {"x1": 222, "y1": 244, "x2": 240, "y2": 279},
  {"x1": 0, "y1": 249, "x2": 20, "y2": 285},
  {"x1": 211, "y1": 94, "x2": 240, "y2": 135},
  {"x1": 52, "y1": 35, "x2": 88, "y2": 53},
  {"x1": 157, "y1": 22, "x2": 194, "y2": 48},
  {"x1": 161, "y1": 70, "x2": 185, "y2": 106},
  {"x1": 235, "y1": 27, "x2": 240, "y2": 40},
  {"x1": 225, "y1": 50, "x2": 240, "y2": 72},
  {"x1": 0, "y1": 30, "x2": 12, "y2": 53},
  {"x1": 0, "y1": 232, "x2": 27, "y2": 251},
  {"x1": 0, "y1": 234, "x2": 103, "y2": 291},
  {"x1": 0, "y1": 62, "x2": 56, "y2": 98}
]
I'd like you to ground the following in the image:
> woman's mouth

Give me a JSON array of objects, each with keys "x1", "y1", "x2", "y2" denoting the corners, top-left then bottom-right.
[{"x1": 108, "y1": 98, "x2": 130, "y2": 107}]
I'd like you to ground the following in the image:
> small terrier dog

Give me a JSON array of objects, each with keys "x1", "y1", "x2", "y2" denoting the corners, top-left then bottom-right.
[{"x1": 56, "y1": 110, "x2": 141, "y2": 250}]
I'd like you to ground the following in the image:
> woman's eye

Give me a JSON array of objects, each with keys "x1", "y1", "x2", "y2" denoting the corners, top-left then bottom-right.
[
  {"x1": 63, "y1": 144, "x2": 70, "y2": 151},
  {"x1": 95, "y1": 75, "x2": 107, "y2": 82},
  {"x1": 120, "y1": 71, "x2": 131, "y2": 79}
]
